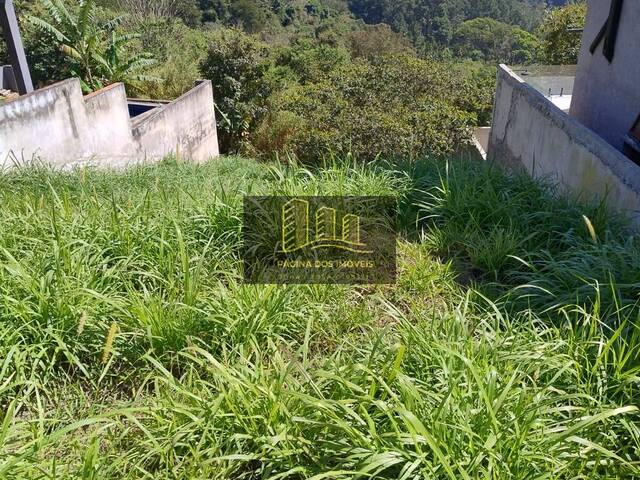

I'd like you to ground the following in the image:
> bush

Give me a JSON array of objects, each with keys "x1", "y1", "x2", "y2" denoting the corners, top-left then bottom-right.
[
  {"x1": 537, "y1": 2, "x2": 587, "y2": 65},
  {"x1": 252, "y1": 55, "x2": 484, "y2": 162},
  {"x1": 200, "y1": 28, "x2": 272, "y2": 153},
  {"x1": 135, "y1": 18, "x2": 213, "y2": 98}
]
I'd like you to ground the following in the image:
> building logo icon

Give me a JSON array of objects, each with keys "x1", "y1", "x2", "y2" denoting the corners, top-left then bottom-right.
[
  {"x1": 243, "y1": 195, "x2": 396, "y2": 284},
  {"x1": 281, "y1": 198, "x2": 373, "y2": 253}
]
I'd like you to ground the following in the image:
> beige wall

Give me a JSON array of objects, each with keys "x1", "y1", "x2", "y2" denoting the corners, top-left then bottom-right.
[
  {"x1": 571, "y1": 0, "x2": 640, "y2": 151},
  {"x1": 0, "y1": 78, "x2": 219, "y2": 169},
  {"x1": 132, "y1": 81, "x2": 219, "y2": 163},
  {"x1": 489, "y1": 65, "x2": 640, "y2": 224}
]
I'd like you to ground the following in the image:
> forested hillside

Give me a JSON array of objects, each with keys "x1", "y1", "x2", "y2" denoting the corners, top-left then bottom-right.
[
  {"x1": 348, "y1": 0, "x2": 546, "y2": 46},
  {"x1": 103, "y1": 0, "x2": 571, "y2": 52},
  {"x1": 2, "y1": 0, "x2": 583, "y2": 159}
]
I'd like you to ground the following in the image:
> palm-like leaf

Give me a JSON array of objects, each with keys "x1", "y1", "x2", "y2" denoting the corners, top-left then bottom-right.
[
  {"x1": 102, "y1": 15, "x2": 126, "y2": 32},
  {"x1": 77, "y1": 0, "x2": 95, "y2": 39},
  {"x1": 27, "y1": 15, "x2": 69, "y2": 43},
  {"x1": 31, "y1": 0, "x2": 159, "y2": 92},
  {"x1": 40, "y1": 0, "x2": 65, "y2": 26}
]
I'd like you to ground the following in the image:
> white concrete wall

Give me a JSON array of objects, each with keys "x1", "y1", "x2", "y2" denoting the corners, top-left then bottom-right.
[
  {"x1": 132, "y1": 81, "x2": 219, "y2": 163},
  {"x1": 472, "y1": 127, "x2": 491, "y2": 160},
  {"x1": 0, "y1": 78, "x2": 219, "y2": 169},
  {"x1": 84, "y1": 83, "x2": 136, "y2": 166},
  {"x1": 489, "y1": 65, "x2": 640, "y2": 223},
  {"x1": 570, "y1": 0, "x2": 640, "y2": 151},
  {"x1": 0, "y1": 79, "x2": 127, "y2": 168}
]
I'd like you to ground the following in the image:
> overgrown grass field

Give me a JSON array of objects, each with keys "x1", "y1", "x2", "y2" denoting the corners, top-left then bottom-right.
[{"x1": 0, "y1": 156, "x2": 639, "y2": 478}]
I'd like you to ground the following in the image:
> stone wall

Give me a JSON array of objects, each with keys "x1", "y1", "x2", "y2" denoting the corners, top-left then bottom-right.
[
  {"x1": 571, "y1": 0, "x2": 640, "y2": 151},
  {"x1": 488, "y1": 64, "x2": 640, "y2": 223},
  {"x1": 0, "y1": 77, "x2": 219, "y2": 169}
]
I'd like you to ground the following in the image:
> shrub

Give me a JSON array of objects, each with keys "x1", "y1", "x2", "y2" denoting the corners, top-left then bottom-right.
[
  {"x1": 135, "y1": 18, "x2": 213, "y2": 98},
  {"x1": 200, "y1": 27, "x2": 272, "y2": 153},
  {"x1": 252, "y1": 55, "x2": 487, "y2": 162},
  {"x1": 537, "y1": 2, "x2": 587, "y2": 65}
]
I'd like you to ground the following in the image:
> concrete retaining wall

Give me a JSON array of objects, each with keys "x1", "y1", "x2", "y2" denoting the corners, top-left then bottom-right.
[
  {"x1": 132, "y1": 81, "x2": 219, "y2": 163},
  {"x1": 488, "y1": 64, "x2": 640, "y2": 223},
  {"x1": 0, "y1": 77, "x2": 219, "y2": 169},
  {"x1": 83, "y1": 83, "x2": 135, "y2": 166}
]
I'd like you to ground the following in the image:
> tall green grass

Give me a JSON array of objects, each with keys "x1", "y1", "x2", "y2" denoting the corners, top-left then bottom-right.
[{"x1": 0, "y1": 156, "x2": 638, "y2": 478}]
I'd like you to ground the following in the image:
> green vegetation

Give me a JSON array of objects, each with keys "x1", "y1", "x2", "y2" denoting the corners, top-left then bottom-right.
[
  {"x1": 536, "y1": 1, "x2": 587, "y2": 65},
  {"x1": 452, "y1": 17, "x2": 538, "y2": 64},
  {"x1": 347, "y1": 0, "x2": 546, "y2": 49},
  {"x1": 1, "y1": 1, "x2": 630, "y2": 477},
  {"x1": 252, "y1": 55, "x2": 492, "y2": 160},
  {"x1": 26, "y1": 0, "x2": 156, "y2": 92},
  {"x1": 0, "y1": 156, "x2": 639, "y2": 478},
  {"x1": 1, "y1": 0, "x2": 585, "y2": 158}
]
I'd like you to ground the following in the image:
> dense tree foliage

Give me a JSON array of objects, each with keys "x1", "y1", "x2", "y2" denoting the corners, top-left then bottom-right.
[
  {"x1": 200, "y1": 29, "x2": 272, "y2": 152},
  {"x1": 252, "y1": 55, "x2": 489, "y2": 160},
  {"x1": 537, "y1": 2, "x2": 586, "y2": 64},
  {"x1": 453, "y1": 17, "x2": 538, "y2": 63},
  {"x1": 347, "y1": 0, "x2": 546, "y2": 47}
]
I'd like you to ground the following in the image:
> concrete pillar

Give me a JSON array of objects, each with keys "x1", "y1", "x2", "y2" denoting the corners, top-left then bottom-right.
[{"x1": 0, "y1": 0, "x2": 34, "y2": 94}]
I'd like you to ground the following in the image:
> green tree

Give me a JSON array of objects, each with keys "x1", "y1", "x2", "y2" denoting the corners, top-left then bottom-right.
[
  {"x1": 98, "y1": 30, "x2": 157, "y2": 90},
  {"x1": 537, "y1": 1, "x2": 586, "y2": 64},
  {"x1": 228, "y1": 0, "x2": 268, "y2": 32},
  {"x1": 510, "y1": 27, "x2": 538, "y2": 64},
  {"x1": 135, "y1": 18, "x2": 213, "y2": 98},
  {"x1": 197, "y1": 0, "x2": 269, "y2": 31},
  {"x1": 29, "y1": 0, "x2": 156, "y2": 92},
  {"x1": 252, "y1": 55, "x2": 491, "y2": 162},
  {"x1": 347, "y1": 0, "x2": 546, "y2": 48},
  {"x1": 273, "y1": 40, "x2": 349, "y2": 83},
  {"x1": 28, "y1": 0, "x2": 106, "y2": 90},
  {"x1": 346, "y1": 23, "x2": 414, "y2": 61},
  {"x1": 200, "y1": 28, "x2": 272, "y2": 153},
  {"x1": 453, "y1": 17, "x2": 538, "y2": 64}
]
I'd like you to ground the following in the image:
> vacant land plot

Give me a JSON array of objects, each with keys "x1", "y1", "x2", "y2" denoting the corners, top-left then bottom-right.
[{"x1": 0, "y1": 156, "x2": 638, "y2": 478}]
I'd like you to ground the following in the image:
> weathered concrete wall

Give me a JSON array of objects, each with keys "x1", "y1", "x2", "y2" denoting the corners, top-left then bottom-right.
[
  {"x1": 0, "y1": 77, "x2": 219, "y2": 168},
  {"x1": 84, "y1": 83, "x2": 140, "y2": 167},
  {"x1": 132, "y1": 81, "x2": 219, "y2": 163},
  {"x1": 488, "y1": 65, "x2": 640, "y2": 223},
  {"x1": 2, "y1": 79, "x2": 109, "y2": 167},
  {"x1": 472, "y1": 127, "x2": 490, "y2": 160},
  {"x1": 570, "y1": 0, "x2": 640, "y2": 151}
]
